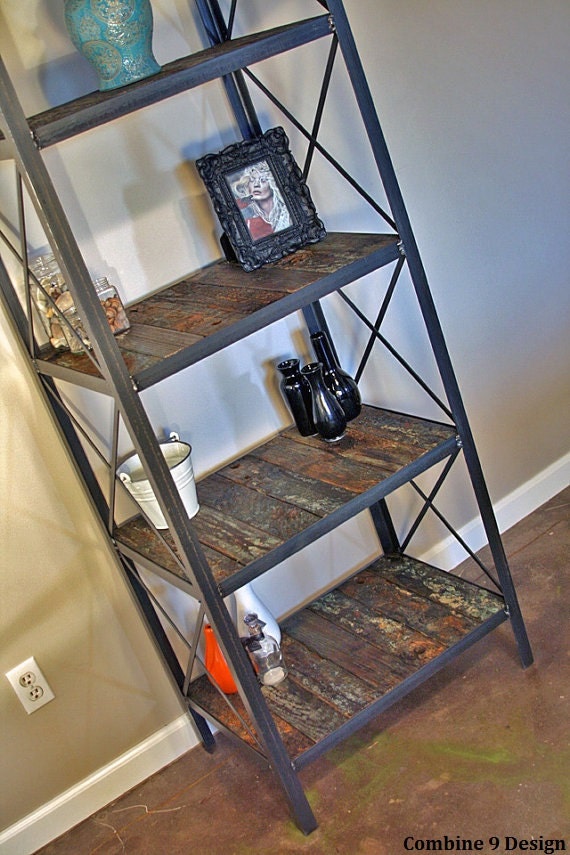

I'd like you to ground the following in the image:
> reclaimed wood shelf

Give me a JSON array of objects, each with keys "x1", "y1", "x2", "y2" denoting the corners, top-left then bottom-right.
[
  {"x1": 188, "y1": 554, "x2": 506, "y2": 765},
  {"x1": 1, "y1": 16, "x2": 331, "y2": 149},
  {"x1": 114, "y1": 406, "x2": 458, "y2": 595},
  {"x1": 38, "y1": 232, "x2": 401, "y2": 391}
]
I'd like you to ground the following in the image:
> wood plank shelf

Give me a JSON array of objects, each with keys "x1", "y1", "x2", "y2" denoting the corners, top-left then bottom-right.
[
  {"x1": 38, "y1": 233, "x2": 401, "y2": 391},
  {"x1": 114, "y1": 406, "x2": 458, "y2": 593},
  {"x1": 1, "y1": 16, "x2": 332, "y2": 148},
  {"x1": 188, "y1": 554, "x2": 506, "y2": 765}
]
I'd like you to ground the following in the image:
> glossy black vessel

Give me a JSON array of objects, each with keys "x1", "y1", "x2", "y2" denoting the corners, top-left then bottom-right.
[
  {"x1": 277, "y1": 358, "x2": 316, "y2": 436},
  {"x1": 310, "y1": 330, "x2": 361, "y2": 421},
  {"x1": 301, "y1": 361, "x2": 347, "y2": 442}
]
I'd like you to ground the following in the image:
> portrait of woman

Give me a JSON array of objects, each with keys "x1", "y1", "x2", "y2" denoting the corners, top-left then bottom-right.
[{"x1": 228, "y1": 160, "x2": 292, "y2": 241}]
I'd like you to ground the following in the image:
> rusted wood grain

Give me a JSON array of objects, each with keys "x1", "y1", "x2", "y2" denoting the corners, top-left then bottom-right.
[
  {"x1": 276, "y1": 232, "x2": 397, "y2": 274},
  {"x1": 187, "y1": 554, "x2": 505, "y2": 761},
  {"x1": 262, "y1": 679, "x2": 348, "y2": 743},
  {"x1": 280, "y1": 635, "x2": 378, "y2": 715},
  {"x1": 194, "y1": 263, "x2": 312, "y2": 293},
  {"x1": 341, "y1": 566, "x2": 479, "y2": 645},
  {"x1": 189, "y1": 674, "x2": 312, "y2": 757},
  {"x1": 114, "y1": 516, "x2": 243, "y2": 584},
  {"x1": 250, "y1": 434, "x2": 389, "y2": 492},
  {"x1": 44, "y1": 234, "x2": 400, "y2": 382},
  {"x1": 167, "y1": 281, "x2": 288, "y2": 312},
  {"x1": 197, "y1": 474, "x2": 320, "y2": 541},
  {"x1": 191, "y1": 505, "x2": 282, "y2": 565},
  {"x1": 310, "y1": 590, "x2": 445, "y2": 669},
  {"x1": 114, "y1": 407, "x2": 457, "y2": 596},
  {"x1": 372, "y1": 555, "x2": 503, "y2": 620},
  {"x1": 283, "y1": 609, "x2": 402, "y2": 691},
  {"x1": 218, "y1": 454, "x2": 356, "y2": 517},
  {"x1": 118, "y1": 323, "x2": 201, "y2": 357}
]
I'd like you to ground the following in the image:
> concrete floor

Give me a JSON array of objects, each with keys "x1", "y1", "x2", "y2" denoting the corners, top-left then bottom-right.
[{"x1": 36, "y1": 487, "x2": 569, "y2": 854}]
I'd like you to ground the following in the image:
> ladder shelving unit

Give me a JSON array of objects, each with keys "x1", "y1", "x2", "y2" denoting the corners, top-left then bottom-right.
[{"x1": 0, "y1": 0, "x2": 532, "y2": 834}]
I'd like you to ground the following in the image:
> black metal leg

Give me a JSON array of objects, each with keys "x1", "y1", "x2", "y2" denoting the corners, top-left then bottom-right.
[
  {"x1": 328, "y1": 0, "x2": 533, "y2": 670},
  {"x1": 370, "y1": 499, "x2": 401, "y2": 557},
  {"x1": 459, "y1": 446, "x2": 534, "y2": 669}
]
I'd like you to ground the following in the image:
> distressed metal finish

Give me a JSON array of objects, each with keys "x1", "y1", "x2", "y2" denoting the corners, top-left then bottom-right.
[{"x1": 188, "y1": 554, "x2": 505, "y2": 763}]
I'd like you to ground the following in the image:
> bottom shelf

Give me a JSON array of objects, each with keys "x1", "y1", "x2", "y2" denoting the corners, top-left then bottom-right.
[{"x1": 187, "y1": 555, "x2": 506, "y2": 766}]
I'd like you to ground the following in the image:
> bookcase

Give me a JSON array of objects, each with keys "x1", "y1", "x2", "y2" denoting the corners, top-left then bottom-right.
[{"x1": 0, "y1": 0, "x2": 532, "y2": 833}]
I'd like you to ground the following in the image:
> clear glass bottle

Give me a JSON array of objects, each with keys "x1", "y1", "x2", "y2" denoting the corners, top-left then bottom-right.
[
  {"x1": 94, "y1": 277, "x2": 130, "y2": 335},
  {"x1": 55, "y1": 290, "x2": 91, "y2": 352},
  {"x1": 243, "y1": 613, "x2": 287, "y2": 687}
]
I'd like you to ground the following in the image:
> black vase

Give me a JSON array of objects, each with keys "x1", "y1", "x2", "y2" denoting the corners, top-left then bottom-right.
[
  {"x1": 277, "y1": 359, "x2": 316, "y2": 437},
  {"x1": 310, "y1": 330, "x2": 361, "y2": 421},
  {"x1": 300, "y1": 362, "x2": 347, "y2": 443}
]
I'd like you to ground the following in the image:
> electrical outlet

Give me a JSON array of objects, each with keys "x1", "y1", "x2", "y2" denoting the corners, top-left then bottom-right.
[{"x1": 5, "y1": 656, "x2": 55, "y2": 714}]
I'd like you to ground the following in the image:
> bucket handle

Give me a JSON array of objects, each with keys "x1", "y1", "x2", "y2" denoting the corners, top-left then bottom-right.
[
  {"x1": 119, "y1": 471, "x2": 132, "y2": 485},
  {"x1": 169, "y1": 431, "x2": 180, "y2": 442}
]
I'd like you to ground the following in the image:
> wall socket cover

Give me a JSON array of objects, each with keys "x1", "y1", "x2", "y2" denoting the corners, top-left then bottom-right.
[{"x1": 5, "y1": 656, "x2": 55, "y2": 714}]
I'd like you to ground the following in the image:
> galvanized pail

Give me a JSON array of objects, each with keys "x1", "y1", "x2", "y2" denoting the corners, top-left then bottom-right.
[{"x1": 117, "y1": 432, "x2": 199, "y2": 529}]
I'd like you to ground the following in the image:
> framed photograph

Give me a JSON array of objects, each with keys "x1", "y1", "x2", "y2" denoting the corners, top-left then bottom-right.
[{"x1": 196, "y1": 127, "x2": 326, "y2": 271}]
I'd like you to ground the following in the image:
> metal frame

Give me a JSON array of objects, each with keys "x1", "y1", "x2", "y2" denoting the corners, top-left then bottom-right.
[{"x1": 0, "y1": 0, "x2": 532, "y2": 834}]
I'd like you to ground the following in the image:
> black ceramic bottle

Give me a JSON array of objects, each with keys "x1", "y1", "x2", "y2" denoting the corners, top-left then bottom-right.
[
  {"x1": 300, "y1": 362, "x2": 347, "y2": 442},
  {"x1": 277, "y1": 358, "x2": 316, "y2": 437},
  {"x1": 310, "y1": 330, "x2": 362, "y2": 421}
]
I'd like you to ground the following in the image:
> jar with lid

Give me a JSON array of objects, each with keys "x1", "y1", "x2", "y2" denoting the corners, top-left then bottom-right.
[
  {"x1": 30, "y1": 253, "x2": 92, "y2": 352},
  {"x1": 94, "y1": 277, "x2": 130, "y2": 335},
  {"x1": 30, "y1": 253, "x2": 68, "y2": 350}
]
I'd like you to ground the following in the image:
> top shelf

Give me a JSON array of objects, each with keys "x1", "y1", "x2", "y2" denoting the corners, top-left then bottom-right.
[{"x1": 10, "y1": 15, "x2": 332, "y2": 149}]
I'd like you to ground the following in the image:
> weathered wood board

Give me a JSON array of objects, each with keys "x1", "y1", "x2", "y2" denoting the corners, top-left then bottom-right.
[
  {"x1": 44, "y1": 233, "x2": 399, "y2": 384},
  {"x1": 114, "y1": 406, "x2": 456, "y2": 588},
  {"x1": 187, "y1": 554, "x2": 504, "y2": 761}
]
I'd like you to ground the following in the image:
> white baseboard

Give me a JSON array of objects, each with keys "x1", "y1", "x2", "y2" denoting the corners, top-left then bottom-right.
[
  {"x1": 2, "y1": 453, "x2": 568, "y2": 855},
  {"x1": 420, "y1": 451, "x2": 570, "y2": 570},
  {"x1": 0, "y1": 714, "x2": 200, "y2": 855}
]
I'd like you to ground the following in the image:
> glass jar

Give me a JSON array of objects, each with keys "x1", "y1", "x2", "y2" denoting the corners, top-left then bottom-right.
[
  {"x1": 30, "y1": 253, "x2": 92, "y2": 352},
  {"x1": 30, "y1": 253, "x2": 68, "y2": 350},
  {"x1": 94, "y1": 277, "x2": 130, "y2": 335},
  {"x1": 55, "y1": 290, "x2": 91, "y2": 353}
]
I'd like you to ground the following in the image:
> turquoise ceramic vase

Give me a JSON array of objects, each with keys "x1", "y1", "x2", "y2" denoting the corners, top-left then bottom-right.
[{"x1": 64, "y1": 0, "x2": 161, "y2": 92}]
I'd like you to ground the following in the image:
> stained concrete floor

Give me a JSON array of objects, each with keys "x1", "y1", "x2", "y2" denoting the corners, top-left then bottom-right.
[{"x1": 36, "y1": 487, "x2": 569, "y2": 854}]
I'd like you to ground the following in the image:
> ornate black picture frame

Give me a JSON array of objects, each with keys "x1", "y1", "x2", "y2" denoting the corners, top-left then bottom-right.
[{"x1": 196, "y1": 127, "x2": 326, "y2": 272}]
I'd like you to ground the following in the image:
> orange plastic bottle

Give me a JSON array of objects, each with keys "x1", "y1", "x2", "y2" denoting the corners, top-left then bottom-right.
[{"x1": 204, "y1": 625, "x2": 238, "y2": 693}]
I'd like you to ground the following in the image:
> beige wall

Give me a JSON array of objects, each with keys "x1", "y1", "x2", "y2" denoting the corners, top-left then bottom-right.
[
  {"x1": 0, "y1": 308, "x2": 185, "y2": 831},
  {"x1": 1, "y1": 0, "x2": 569, "y2": 843}
]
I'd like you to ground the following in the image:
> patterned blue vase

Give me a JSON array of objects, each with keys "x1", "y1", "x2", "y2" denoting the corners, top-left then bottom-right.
[{"x1": 64, "y1": 0, "x2": 161, "y2": 92}]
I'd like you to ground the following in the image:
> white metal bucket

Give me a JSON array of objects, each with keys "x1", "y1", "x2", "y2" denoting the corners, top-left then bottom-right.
[{"x1": 117, "y1": 432, "x2": 199, "y2": 529}]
